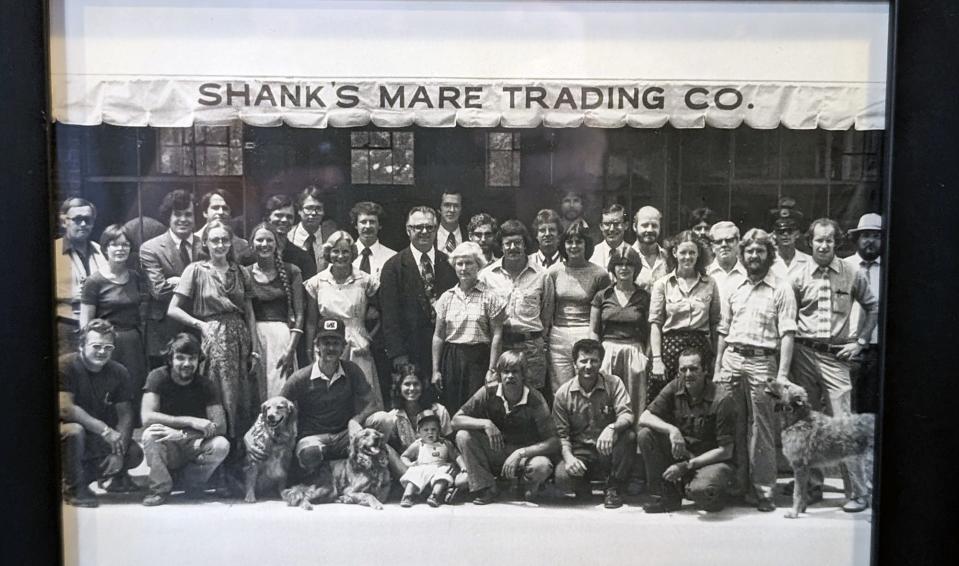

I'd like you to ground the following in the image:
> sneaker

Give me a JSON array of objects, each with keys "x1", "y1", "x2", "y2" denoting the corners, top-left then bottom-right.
[
  {"x1": 426, "y1": 494, "x2": 442, "y2": 508},
  {"x1": 841, "y1": 496, "x2": 869, "y2": 513},
  {"x1": 643, "y1": 497, "x2": 681, "y2": 514},
  {"x1": 756, "y1": 499, "x2": 776, "y2": 512},
  {"x1": 64, "y1": 486, "x2": 99, "y2": 508},
  {"x1": 471, "y1": 487, "x2": 496, "y2": 506},
  {"x1": 142, "y1": 492, "x2": 169, "y2": 507},
  {"x1": 400, "y1": 494, "x2": 415, "y2": 508},
  {"x1": 603, "y1": 487, "x2": 624, "y2": 509},
  {"x1": 103, "y1": 473, "x2": 140, "y2": 494}
]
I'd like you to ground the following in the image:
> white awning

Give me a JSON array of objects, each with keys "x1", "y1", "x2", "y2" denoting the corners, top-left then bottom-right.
[{"x1": 49, "y1": 1, "x2": 889, "y2": 130}]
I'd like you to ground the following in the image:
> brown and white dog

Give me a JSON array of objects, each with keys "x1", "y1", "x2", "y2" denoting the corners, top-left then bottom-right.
[
  {"x1": 243, "y1": 396, "x2": 297, "y2": 503},
  {"x1": 764, "y1": 379, "x2": 875, "y2": 518},
  {"x1": 282, "y1": 428, "x2": 391, "y2": 510}
]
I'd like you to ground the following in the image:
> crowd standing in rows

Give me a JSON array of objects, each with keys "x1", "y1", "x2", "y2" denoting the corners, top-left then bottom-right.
[{"x1": 55, "y1": 187, "x2": 882, "y2": 514}]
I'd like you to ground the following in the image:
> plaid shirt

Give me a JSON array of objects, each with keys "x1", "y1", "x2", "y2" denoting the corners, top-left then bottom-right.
[
  {"x1": 552, "y1": 372, "x2": 633, "y2": 452},
  {"x1": 790, "y1": 257, "x2": 878, "y2": 344},
  {"x1": 434, "y1": 281, "x2": 506, "y2": 344},
  {"x1": 480, "y1": 260, "x2": 554, "y2": 334},
  {"x1": 718, "y1": 273, "x2": 798, "y2": 350}
]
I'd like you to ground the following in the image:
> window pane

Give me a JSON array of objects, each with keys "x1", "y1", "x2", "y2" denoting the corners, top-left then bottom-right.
[
  {"x1": 734, "y1": 129, "x2": 779, "y2": 179},
  {"x1": 351, "y1": 149, "x2": 370, "y2": 184},
  {"x1": 394, "y1": 131, "x2": 414, "y2": 149},
  {"x1": 512, "y1": 133, "x2": 521, "y2": 149},
  {"x1": 369, "y1": 149, "x2": 393, "y2": 184},
  {"x1": 394, "y1": 149, "x2": 415, "y2": 184},
  {"x1": 489, "y1": 132, "x2": 512, "y2": 150},
  {"x1": 511, "y1": 150, "x2": 521, "y2": 186},
  {"x1": 729, "y1": 183, "x2": 779, "y2": 230},
  {"x1": 488, "y1": 151, "x2": 511, "y2": 186},
  {"x1": 351, "y1": 131, "x2": 369, "y2": 148},
  {"x1": 679, "y1": 129, "x2": 729, "y2": 183},
  {"x1": 679, "y1": 184, "x2": 729, "y2": 224},
  {"x1": 369, "y1": 131, "x2": 390, "y2": 148},
  {"x1": 781, "y1": 129, "x2": 826, "y2": 179}
]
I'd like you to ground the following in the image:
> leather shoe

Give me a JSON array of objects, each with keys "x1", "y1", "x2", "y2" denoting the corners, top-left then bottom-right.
[
  {"x1": 64, "y1": 486, "x2": 99, "y2": 508},
  {"x1": 643, "y1": 497, "x2": 682, "y2": 514},
  {"x1": 471, "y1": 487, "x2": 496, "y2": 506},
  {"x1": 842, "y1": 496, "x2": 869, "y2": 513},
  {"x1": 757, "y1": 499, "x2": 776, "y2": 512},
  {"x1": 400, "y1": 494, "x2": 415, "y2": 508},
  {"x1": 104, "y1": 473, "x2": 140, "y2": 493},
  {"x1": 603, "y1": 487, "x2": 624, "y2": 509},
  {"x1": 142, "y1": 492, "x2": 169, "y2": 507}
]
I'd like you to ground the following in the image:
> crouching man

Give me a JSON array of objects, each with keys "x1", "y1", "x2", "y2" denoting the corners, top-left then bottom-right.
[
  {"x1": 60, "y1": 319, "x2": 144, "y2": 508},
  {"x1": 552, "y1": 339, "x2": 635, "y2": 509},
  {"x1": 453, "y1": 350, "x2": 560, "y2": 504},
  {"x1": 140, "y1": 333, "x2": 230, "y2": 506},
  {"x1": 637, "y1": 348, "x2": 736, "y2": 513}
]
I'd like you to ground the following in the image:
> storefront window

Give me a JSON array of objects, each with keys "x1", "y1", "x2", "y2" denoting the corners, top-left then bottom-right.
[
  {"x1": 350, "y1": 130, "x2": 415, "y2": 185},
  {"x1": 156, "y1": 124, "x2": 243, "y2": 176},
  {"x1": 486, "y1": 132, "x2": 521, "y2": 187}
]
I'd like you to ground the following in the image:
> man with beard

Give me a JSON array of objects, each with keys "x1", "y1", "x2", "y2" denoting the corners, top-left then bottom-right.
[
  {"x1": 436, "y1": 191, "x2": 465, "y2": 255},
  {"x1": 60, "y1": 319, "x2": 145, "y2": 507},
  {"x1": 631, "y1": 206, "x2": 668, "y2": 290},
  {"x1": 480, "y1": 220, "x2": 555, "y2": 397},
  {"x1": 195, "y1": 189, "x2": 251, "y2": 262},
  {"x1": 558, "y1": 188, "x2": 602, "y2": 244},
  {"x1": 590, "y1": 204, "x2": 631, "y2": 272},
  {"x1": 713, "y1": 228, "x2": 797, "y2": 511},
  {"x1": 552, "y1": 339, "x2": 635, "y2": 509},
  {"x1": 789, "y1": 218, "x2": 877, "y2": 513},
  {"x1": 529, "y1": 209, "x2": 563, "y2": 269},
  {"x1": 140, "y1": 189, "x2": 205, "y2": 367},
  {"x1": 844, "y1": 213, "x2": 883, "y2": 413},
  {"x1": 379, "y1": 206, "x2": 457, "y2": 374},
  {"x1": 769, "y1": 199, "x2": 812, "y2": 282},
  {"x1": 706, "y1": 221, "x2": 748, "y2": 303},
  {"x1": 288, "y1": 185, "x2": 338, "y2": 273},
  {"x1": 55, "y1": 198, "x2": 110, "y2": 355}
]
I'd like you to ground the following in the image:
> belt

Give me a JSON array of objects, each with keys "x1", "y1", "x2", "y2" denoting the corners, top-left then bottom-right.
[
  {"x1": 730, "y1": 345, "x2": 776, "y2": 357},
  {"x1": 504, "y1": 330, "x2": 541, "y2": 343},
  {"x1": 797, "y1": 338, "x2": 845, "y2": 355}
]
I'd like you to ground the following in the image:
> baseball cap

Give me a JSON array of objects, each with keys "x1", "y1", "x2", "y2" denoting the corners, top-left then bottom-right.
[{"x1": 316, "y1": 317, "x2": 346, "y2": 340}]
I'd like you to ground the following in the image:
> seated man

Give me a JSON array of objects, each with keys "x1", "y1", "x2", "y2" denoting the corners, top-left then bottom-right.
[
  {"x1": 552, "y1": 339, "x2": 635, "y2": 509},
  {"x1": 59, "y1": 319, "x2": 144, "y2": 507},
  {"x1": 637, "y1": 348, "x2": 737, "y2": 513},
  {"x1": 265, "y1": 318, "x2": 379, "y2": 475},
  {"x1": 140, "y1": 333, "x2": 230, "y2": 506},
  {"x1": 452, "y1": 350, "x2": 560, "y2": 504}
]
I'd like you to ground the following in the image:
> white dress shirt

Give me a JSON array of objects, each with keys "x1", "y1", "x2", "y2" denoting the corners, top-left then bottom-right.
[{"x1": 353, "y1": 240, "x2": 397, "y2": 283}]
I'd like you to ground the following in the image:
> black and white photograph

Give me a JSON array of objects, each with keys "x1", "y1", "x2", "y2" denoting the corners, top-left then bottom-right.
[{"x1": 49, "y1": 1, "x2": 890, "y2": 565}]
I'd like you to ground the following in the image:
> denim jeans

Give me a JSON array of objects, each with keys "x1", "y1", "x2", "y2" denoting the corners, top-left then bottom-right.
[{"x1": 142, "y1": 427, "x2": 229, "y2": 495}]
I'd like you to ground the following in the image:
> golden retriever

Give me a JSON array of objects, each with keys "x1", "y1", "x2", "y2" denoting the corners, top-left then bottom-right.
[{"x1": 243, "y1": 396, "x2": 297, "y2": 503}]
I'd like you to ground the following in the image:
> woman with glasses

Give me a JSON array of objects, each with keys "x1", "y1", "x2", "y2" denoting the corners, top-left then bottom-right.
[{"x1": 80, "y1": 224, "x2": 149, "y2": 428}]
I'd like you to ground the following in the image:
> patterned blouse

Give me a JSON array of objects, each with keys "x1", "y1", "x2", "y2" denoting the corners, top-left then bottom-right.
[{"x1": 434, "y1": 281, "x2": 507, "y2": 345}]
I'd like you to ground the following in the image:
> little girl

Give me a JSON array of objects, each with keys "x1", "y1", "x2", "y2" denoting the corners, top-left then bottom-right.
[{"x1": 399, "y1": 410, "x2": 465, "y2": 508}]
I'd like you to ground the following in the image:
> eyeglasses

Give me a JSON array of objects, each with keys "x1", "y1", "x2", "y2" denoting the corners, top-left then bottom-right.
[
  {"x1": 600, "y1": 221, "x2": 624, "y2": 228},
  {"x1": 67, "y1": 215, "x2": 93, "y2": 225},
  {"x1": 407, "y1": 224, "x2": 436, "y2": 232},
  {"x1": 207, "y1": 237, "x2": 231, "y2": 245},
  {"x1": 301, "y1": 205, "x2": 324, "y2": 213},
  {"x1": 712, "y1": 237, "x2": 738, "y2": 245}
]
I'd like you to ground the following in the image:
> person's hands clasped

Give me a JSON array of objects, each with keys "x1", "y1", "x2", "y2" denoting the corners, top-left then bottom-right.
[
  {"x1": 501, "y1": 449, "x2": 526, "y2": 479},
  {"x1": 144, "y1": 423, "x2": 182, "y2": 443},
  {"x1": 596, "y1": 425, "x2": 616, "y2": 457},
  {"x1": 483, "y1": 420, "x2": 504, "y2": 453},
  {"x1": 663, "y1": 461, "x2": 689, "y2": 483},
  {"x1": 668, "y1": 428, "x2": 691, "y2": 460}
]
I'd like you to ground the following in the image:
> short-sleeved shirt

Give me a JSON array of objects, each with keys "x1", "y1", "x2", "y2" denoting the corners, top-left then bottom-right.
[
  {"x1": 389, "y1": 402, "x2": 454, "y2": 449},
  {"x1": 649, "y1": 271, "x2": 721, "y2": 333},
  {"x1": 646, "y1": 379, "x2": 736, "y2": 456},
  {"x1": 631, "y1": 243, "x2": 668, "y2": 292},
  {"x1": 592, "y1": 285, "x2": 651, "y2": 342},
  {"x1": 770, "y1": 250, "x2": 813, "y2": 284},
  {"x1": 706, "y1": 260, "x2": 748, "y2": 304},
  {"x1": 552, "y1": 372, "x2": 633, "y2": 451},
  {"x1": 549, "y1": 263, "x2": 611, "y2": 327},
  {"x1": 844, "y1": 253, "x2": 881, "y2": 344},
  {"x1": 245, "y1": 262, "x2": 302, "y2": 322},
  {"x1": 717, "y1": 273, "x2": 798, "y2": 349},
  {"x1": 58, "y1": 353, "x2": 132, "y2": 428},
  {"x1": 143, "y1": 367, "x2": 220, "y2": 419},
  {"x1": 434, "y1": 281, "x2": 506, "y2": 344},
  {"x1": 480, "y1": 260, "x2": 555, "y2": 334},
  {"x1": 80, "y1": 270, "x2": 149, "y2": 329},
  {"x1": 456, "y1": 384, "x2": 556, "y2": 448},
  {"x1": 791, "y1": 257, "x2": 879, "y2": 344},
  {"x1": 281, "y1": 360, "x2": 375, "y2": 438},
  {"x1": 175, "y1": 261, "x2": 251, "y2": 318}
]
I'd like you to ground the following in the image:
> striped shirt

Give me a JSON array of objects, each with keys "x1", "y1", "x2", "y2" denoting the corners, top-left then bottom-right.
[
  {"x1": 434, "y1": 281, "x2": 507, "y2": 344},
  {"x1": 718, "y1": 273, "x2": 798, "y2": 350},
  {"x1": 790, "y1": 257, "x2": 878, "y2": 344}
]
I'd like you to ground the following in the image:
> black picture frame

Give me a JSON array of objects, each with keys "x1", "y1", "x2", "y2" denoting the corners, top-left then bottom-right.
[{"x1": 2, "y1": 1, "x2": 957, "y2": 565}]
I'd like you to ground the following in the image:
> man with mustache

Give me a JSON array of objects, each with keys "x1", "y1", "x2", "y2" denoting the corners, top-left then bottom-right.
[
  {"x1": 631, "y1": 206, "x2": 668, "y2": 291},
  {"x1": 435, "y1": 190, "x2": 465, "y2": 255},
  {"x1": 528, "y1": 209, "x2": 563, "y2": 269},
  {"x1": 713, "y1": 228, "x2": 797, "y2": 512},
  {"x1": 706, "y1": 221, "x2": 748, "y2": 304},
  {"x1": 590, "y1": 204, "x2": 631, "y2": 272},
  {"x1": 789, "y1": 218, "x2": 878, "y2": 513},
  {"x1": 350, "y1": 201, "x2": 396, "y2": 284},
  {"x1": 557, "y1": 187, "x2": 602, "y2": 244},
  {"x1": 60, "y1": 319, "x2": 145, "y2": 507},
  {"x1": 844, "y1": 213, "x2": 883, "y2": 413},
  {"x1": 55, "y1": 198, "x2": 110, "y2": 356}
]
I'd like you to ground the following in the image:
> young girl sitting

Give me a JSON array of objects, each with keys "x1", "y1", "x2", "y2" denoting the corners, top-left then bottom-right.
[{"x1": 399, "y1": 410, "x2": 465, "y2": 508}]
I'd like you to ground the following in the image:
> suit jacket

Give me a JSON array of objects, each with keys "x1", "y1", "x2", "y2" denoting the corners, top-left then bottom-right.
[
  {"x1": 378, "y1": 247, "x2": 456, "y2": 366},
  {"x1": 139, "y1": 232, "x2": 207, "y2": 322}
]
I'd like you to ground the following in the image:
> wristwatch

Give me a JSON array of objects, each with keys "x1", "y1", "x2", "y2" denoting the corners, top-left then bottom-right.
[{"x1": 855, "y1": 337, "x2": 868, "y2": 347}]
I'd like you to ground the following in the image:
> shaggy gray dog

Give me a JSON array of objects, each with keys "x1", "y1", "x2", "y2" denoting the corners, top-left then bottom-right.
[{"x1": 764, "y1": 380, "x2": 874, "y2": 519}]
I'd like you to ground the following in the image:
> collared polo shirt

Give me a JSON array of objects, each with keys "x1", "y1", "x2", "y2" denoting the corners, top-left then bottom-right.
[
  {"x1": 649, "y1": 271, "x2": 721, "y2": 333},
  {"x1": 646, "y1": 379, "x2": 736, "y2": 456},
  {"x1": 528, "y1": 250, "x2": 561, "y2": 270},
  {"x1": 718, "y1": 273, "x2": 797, "y2": 350},
  {"x1": 707, "y1": 259, "x2": 748, "y2": 304},
  {"x1": 456, "y1": 384, "x2": 556, "y2": 448},
  {"x1": 791, "y1": 257, "x2": 878, "y2": 344},
  {"x1": 552, "y1": 372, "x2": 633, "y2": 451},
  {"x1": 281, "y1": 360, "x2": 374, "y2": 438},
  {"x1": 632, "y1": 243, "x2": 668, "y2": 291},
  {"x1": 435, "y1": 281, "x2": 507, "y2": 344},
  {"x1": 480, "y1": 259, "x2": 554, "y2": 334}
]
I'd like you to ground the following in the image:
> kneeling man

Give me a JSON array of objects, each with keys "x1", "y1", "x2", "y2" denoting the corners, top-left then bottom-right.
[
  {"x1": 140, "y1": 333, "x2": 230, "y2": 506},
  {"x1": 552, "y1": 339, "x2": 635, "y2": 509},
  {"x1": 638, "y1": 348, "x2": 736, "y2": 513},
  {"x1": 453, "y1": 350, "x2": 560, "y2": 504}
]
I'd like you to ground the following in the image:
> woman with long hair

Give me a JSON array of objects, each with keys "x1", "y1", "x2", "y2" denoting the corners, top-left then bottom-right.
[
  {"x1": 648, "y1": 230, "x2": 721, "y2": 399},
  {"x1": 244, "y1": 222, "x2": 304, "y2": 398}
]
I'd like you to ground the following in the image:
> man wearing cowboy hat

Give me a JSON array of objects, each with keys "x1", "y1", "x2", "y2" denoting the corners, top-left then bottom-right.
[
  {"x1": 769, "y1": 197, "x2": 813, "y2": 282},
  {"x1": 844, "y1": 213, "x2": 883, "y2": 413}
]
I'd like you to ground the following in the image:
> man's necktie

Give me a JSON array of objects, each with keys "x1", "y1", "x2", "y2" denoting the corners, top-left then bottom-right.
[
  {"x1": 445, "y1": 232, "x2": 457, "y2": 254},
  {"x1": 419, "y1": 253, "x2": 436, "y2": 323},
  {"x1": 303, "y1": 232, "x2": 316, "y2": 255},
  {"x1": 359, "y1": 247, "x2": 372, "y2": 274},
  {"x1": 76, "y1": 247, "x2": 91, "y2": 276},
  {"x1": 542, "y1": 252, "x2": 555, "y2": 268},
  {"x1": 179, "y1": 239, "x2": 191, "y2": 267},
  {"x1": 816, "y1": 267, "x2": 832, "y2": 340}
]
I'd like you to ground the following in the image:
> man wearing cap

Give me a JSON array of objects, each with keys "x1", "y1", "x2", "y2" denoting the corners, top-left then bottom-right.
[
  {"x1": 706, "y1": 221, "x2": 747, "y2": 304},
  {"x1": 789, "y1": 217, "x2": 878, "y2": 513},
  {"x1": 631, "y1": 206, "x2": 668, "y2": 291},
  {"x1": 275, "y1": 317, "x2": 379, "y2": 474},
  {"x1": 770, "y1": 198, "x2": 813, "y2": 282},
  {"x1": 713, "y1": 228, "x2": 797, "y2": 512},
  {"x1": 844, "y1": 213, "x2": 883, "y2": 413}
]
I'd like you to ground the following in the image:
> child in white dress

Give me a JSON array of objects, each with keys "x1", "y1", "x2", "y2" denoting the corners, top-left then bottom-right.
[{"x1": 399, "y1": 410, "x2": 465, "y2": 507}]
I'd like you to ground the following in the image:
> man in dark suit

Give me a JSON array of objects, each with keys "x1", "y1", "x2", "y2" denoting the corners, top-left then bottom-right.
[
  {"x1": 379, "y1": 206, "x2": 456, "y2": 376},
  {"x1": 140, "y1": 189, "x2": 205, "y2": 367}
]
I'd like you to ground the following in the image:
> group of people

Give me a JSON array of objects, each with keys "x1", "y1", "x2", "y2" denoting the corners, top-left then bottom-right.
[{"x1": 55, "y1": 185, "x2": 882, "y2": 514}]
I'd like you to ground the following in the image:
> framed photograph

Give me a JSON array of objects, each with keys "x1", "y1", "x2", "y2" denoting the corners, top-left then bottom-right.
[{"x1": 44, "y1": 1, "x2": 899, "y2": 565}]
